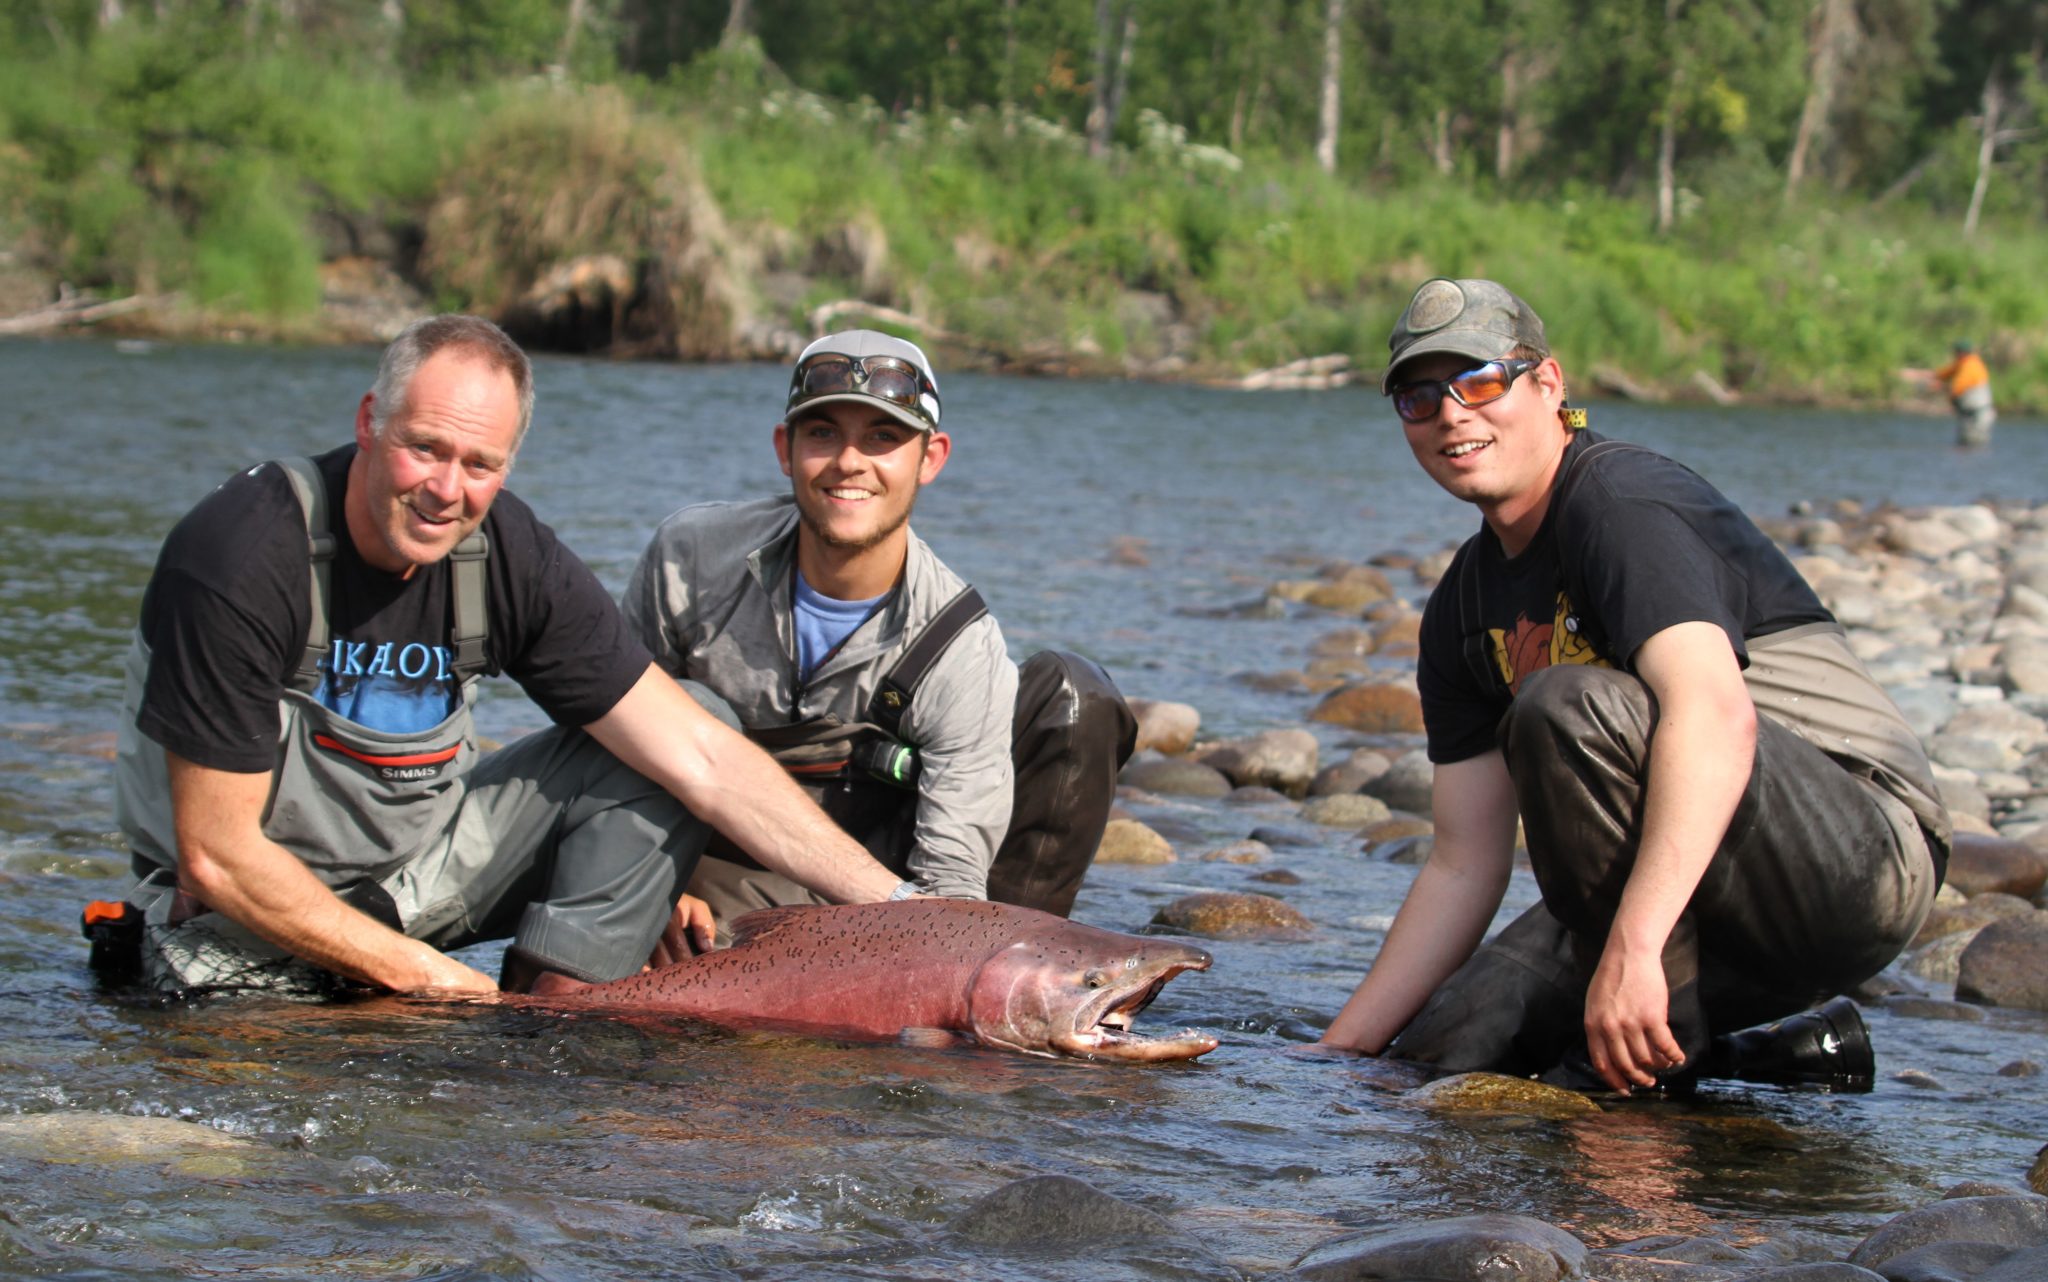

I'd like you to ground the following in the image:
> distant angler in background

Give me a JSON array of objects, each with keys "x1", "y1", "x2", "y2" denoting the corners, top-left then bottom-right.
[{"x1": 1900, "y1": 339, "x2": 1995, "y2": 450}]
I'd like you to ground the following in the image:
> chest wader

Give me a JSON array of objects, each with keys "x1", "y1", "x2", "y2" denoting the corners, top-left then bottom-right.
[
  {"x1": 988, "y1": 649, "x2": 1136, "y2": 918},
  {"x1": 690, "y1": 588, "x2": 993, "y2": 930},
  {"x1": 688, "y1": 577, "x2": 1139, "y2": 926},
  {"x1": 100, "y1": 457, "x2": 490, "y2": 995}
]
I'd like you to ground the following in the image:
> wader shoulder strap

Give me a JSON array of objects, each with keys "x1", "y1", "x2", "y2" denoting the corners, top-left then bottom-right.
[
  {"x1": 447, "y1": 529, "x2": 490, "y2": 680},
  {"x1": 275, "y1": 457, "x2": 336, "y2": 693},
  {"x1": 272, "y1": 457, "x2": 491, "y2": 693},
  {"x1": 867, "y1": 586, "x2": 988, "y2": 739}
]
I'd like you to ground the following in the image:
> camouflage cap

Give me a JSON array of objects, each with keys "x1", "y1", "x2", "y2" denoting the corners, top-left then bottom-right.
[{"x1": 1382, "y1": 278, "x2": 1550, "y2": 393}]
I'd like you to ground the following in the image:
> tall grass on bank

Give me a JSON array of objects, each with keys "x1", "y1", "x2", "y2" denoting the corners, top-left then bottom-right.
[
  {"x1": 2, "y1": 25, "x2": 2043, "y2": 408},
  {"x1": 0, "y1": 18, "x2": 462, "y2": 318},
  {"x1": 685, "y1": 84, "x2": 2047, "y2": 404}
]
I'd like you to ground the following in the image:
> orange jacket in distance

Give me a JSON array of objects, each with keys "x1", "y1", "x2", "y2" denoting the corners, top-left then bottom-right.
[{"x1": 1934, "y1": 351, "x2": 1990, "y2": 398}]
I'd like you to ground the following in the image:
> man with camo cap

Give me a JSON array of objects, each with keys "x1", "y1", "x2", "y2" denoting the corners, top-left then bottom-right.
[{"x1": 1318, "y1": 278, "x2": 1948, "y2": 1094}]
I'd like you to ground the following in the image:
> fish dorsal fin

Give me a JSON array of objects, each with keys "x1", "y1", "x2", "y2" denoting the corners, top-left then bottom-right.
[{"x1": 726, "y1": 905, "x2": 815, "y2": 947}]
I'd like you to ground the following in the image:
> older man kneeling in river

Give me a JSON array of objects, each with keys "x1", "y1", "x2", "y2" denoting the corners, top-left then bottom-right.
[{"x1": 104, "y1": 315, "x2": 915, "y2": 998}]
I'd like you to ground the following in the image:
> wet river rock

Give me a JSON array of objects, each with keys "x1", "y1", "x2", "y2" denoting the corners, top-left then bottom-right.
[
  {"x1": 949, "y1": 1173, "x2": 1176, "y2": 1246},
  {"x1": 1955, "y1": 912, "x2": 2048, "y2": 1010},
  {"x1": 1405, "y1": 1072, "x2": 1602, "y2": 1120},
  {"x1": 0, "y1": 1113, "x2": 290, "y2": 1179},
  {"x1": 1151, "y1": 890, "x2": 1312, "y2": 939},
  {"x1": 1127, "y1": 698, "x2": 1201, "y2": 756},
  {"x1": 1120, "y1": 753, "x2": 1234, "y2": 798},
  {"x1": 1272, "y1": 1190, "x2": 2048, "y2": 1282},
  {"x1": 1945, "y1": 831, "x2": 2048, "y2": 900},
  {"x1": 1308, "y1": 681, "x2": 1425, "y2": 734},
  {"x1": 1289, "y1": 1212, "x2": 1587, "y2": 1282},
  {"x1": 1309, "y1": 747, "x2": 1393, "y2": 797},
  {"x1": 1193, "y1": 729, "x2": 1320, "y2": 796},
  {"x1": 1913, "y1": 890, "x2": 2037, "y2": 947},
  {"x1": 1093, "y1": 817, "x2": 1176, "y2": 865},
  {"x1": 1297, "y1": 792, "x2": 1393, "y2": 828},
  {"x1": 1845, "y1": 1193, "x2": 2048, "y2": 1272}
]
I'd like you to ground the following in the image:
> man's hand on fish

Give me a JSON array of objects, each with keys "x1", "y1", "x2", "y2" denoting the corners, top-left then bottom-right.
[{"x1": 646, "y1": 892, "x2": 718, "y2": 967}]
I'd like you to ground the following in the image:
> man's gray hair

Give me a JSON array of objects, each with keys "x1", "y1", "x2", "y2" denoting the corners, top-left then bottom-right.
[{"x1": 368, "y1": 315, "x2": 536, "y2": 449}]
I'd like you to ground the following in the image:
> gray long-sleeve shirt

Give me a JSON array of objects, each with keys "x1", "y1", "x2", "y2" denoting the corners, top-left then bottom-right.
[{"x1": 622, "y1": 496, "x2": 1017, "y2": 899}]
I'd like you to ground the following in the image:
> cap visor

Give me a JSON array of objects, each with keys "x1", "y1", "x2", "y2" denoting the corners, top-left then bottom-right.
[
  {"x1": 1381, "y1": 331, "x2": 1522, "y2": 393},
  {"x1": 786, "y1": 392, "x2": 934, "y2": 433}
]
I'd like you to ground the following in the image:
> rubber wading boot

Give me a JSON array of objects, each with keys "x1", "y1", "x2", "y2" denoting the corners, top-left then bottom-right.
[{"x1": 1695, "y1": 996, "x2": 1875, "y2": 1093}]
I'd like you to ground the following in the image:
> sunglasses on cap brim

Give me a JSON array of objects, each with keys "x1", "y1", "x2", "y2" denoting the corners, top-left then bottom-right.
[
  {"x1": 787, "y1": 352, "x2": 941, "y2": 431},
  {"x1": 1389, "y1": 358, "x2": 1539, "y2": 423}
]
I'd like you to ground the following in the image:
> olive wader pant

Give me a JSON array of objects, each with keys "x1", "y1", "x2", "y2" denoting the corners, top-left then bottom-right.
[
  {"x1": 130, "y1": 719, "x2": 711, "y2": 997},
  {"x1": 688, "y1": 650, "x2": 1137, "y2": 936},
  {"x1": 1386, "y1": 664, "x2": 1937, "y2": 1078}
]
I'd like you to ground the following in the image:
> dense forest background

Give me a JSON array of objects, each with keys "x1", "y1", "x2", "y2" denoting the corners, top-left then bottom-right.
[{"x1": 1, "y1": 0, "x2": 2044, "y2": 406}]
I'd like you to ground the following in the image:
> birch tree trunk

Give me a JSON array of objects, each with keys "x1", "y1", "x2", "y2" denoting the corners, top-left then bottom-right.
[
  {"x1": 1088, "y1": 2, "x2": 1137, "y2": 157},
  {"x1": 1497, "y1": 51, "x2": 1519, "y2": 182},
  {"x1": 1784, "y1": 0, "x2": 1854, "y2": 200},
  {"x1": 1000, "y1": 0, "x2": 1019, "y2": 118},
  {"x1": 558, "y1": 0, "x2": 588, "y2": 67},
  {"x1": 1656, "y1": 0, "x2": 1684, "y2": 234},
  {"x1": 1087, "y1": 0, "x2": 1115, "y2": 156},
  {"x1": 722, "y1": 0, "x2": 752, "y2": 46},
  {"x1": 1315, "y1": 0, "x2": 1343, "y2": 175},
  {"x1": 1963, "y1": 71, "x2": 2003, "y2": 238}
]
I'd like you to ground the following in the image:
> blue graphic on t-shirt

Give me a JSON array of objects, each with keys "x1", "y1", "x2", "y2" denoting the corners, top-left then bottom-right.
[
  {"x1": 793, "y1": 574, "x2": 887, "y2": 681},
  {"x1": 315, "y1": 639, "x2": 459, "y2": 732}
]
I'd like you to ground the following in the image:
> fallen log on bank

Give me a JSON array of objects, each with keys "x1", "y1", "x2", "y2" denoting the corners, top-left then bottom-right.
[{"x1": 0, "y1": 292, "x2": 166, "y2": 336}]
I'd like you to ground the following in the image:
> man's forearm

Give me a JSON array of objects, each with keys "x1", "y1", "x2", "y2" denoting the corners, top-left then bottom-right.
[
  {"x1": 1322, "y1": 852, "x2": 1508, "y2": 1051},
  {"x1": 185, "y1": 842, "x2": 465, "y2": 989},
  {"x1": 166, "y1": 753, "x2": 496, "y2": 993}
]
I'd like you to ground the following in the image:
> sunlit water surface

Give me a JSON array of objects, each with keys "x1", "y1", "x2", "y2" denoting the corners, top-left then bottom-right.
[{"x1": 2, "y1": 337, "x2": 2044, "y2": 1278}]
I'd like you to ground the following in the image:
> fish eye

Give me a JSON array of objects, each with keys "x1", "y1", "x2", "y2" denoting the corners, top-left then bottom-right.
[{"x1": 1083, "y1": 969, "x2": 1107, "y2": 988}]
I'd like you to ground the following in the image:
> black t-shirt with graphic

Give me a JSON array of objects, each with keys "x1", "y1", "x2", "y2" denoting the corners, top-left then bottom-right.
[
  {"x1": 1417, "y1": 431, "x2": 1834, "y2": 764},
  {"x1": 136, "y1": 445, "x2": 650, "y2": 773}
]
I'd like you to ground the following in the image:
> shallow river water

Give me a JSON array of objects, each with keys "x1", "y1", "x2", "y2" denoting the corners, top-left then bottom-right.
[{"x1": 1, "y1": 336, "x2": 2044, "y2": 1279}]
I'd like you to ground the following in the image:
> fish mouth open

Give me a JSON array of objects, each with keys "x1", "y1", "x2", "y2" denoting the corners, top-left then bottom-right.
[{"x1": 1058, "y1": 952, "x2": 1220, "y2": 1062}]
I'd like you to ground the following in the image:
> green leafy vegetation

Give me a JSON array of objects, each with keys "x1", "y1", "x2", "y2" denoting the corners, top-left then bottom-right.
[{"x1": 1, "y1": 0, "x2": 2043, "y2": 406}]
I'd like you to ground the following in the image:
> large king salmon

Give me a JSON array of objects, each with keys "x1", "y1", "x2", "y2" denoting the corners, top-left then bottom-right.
[{"x1": 543, "y1": 900, "x2": 1219, "y2": 1062}]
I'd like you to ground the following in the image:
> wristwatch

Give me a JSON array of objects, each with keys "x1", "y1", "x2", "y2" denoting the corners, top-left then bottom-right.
[{"x1": 886, "y1": 880, "x2": 921, "y2": 901}]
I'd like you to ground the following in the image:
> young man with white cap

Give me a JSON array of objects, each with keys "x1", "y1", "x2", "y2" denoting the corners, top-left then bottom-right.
[
  {"x1": 1318, "y1": 279, "x2": 1948, "y2": 1093},
  {"x1": 624, "y1": 330, "x2": 1132, "y2": 939}
]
